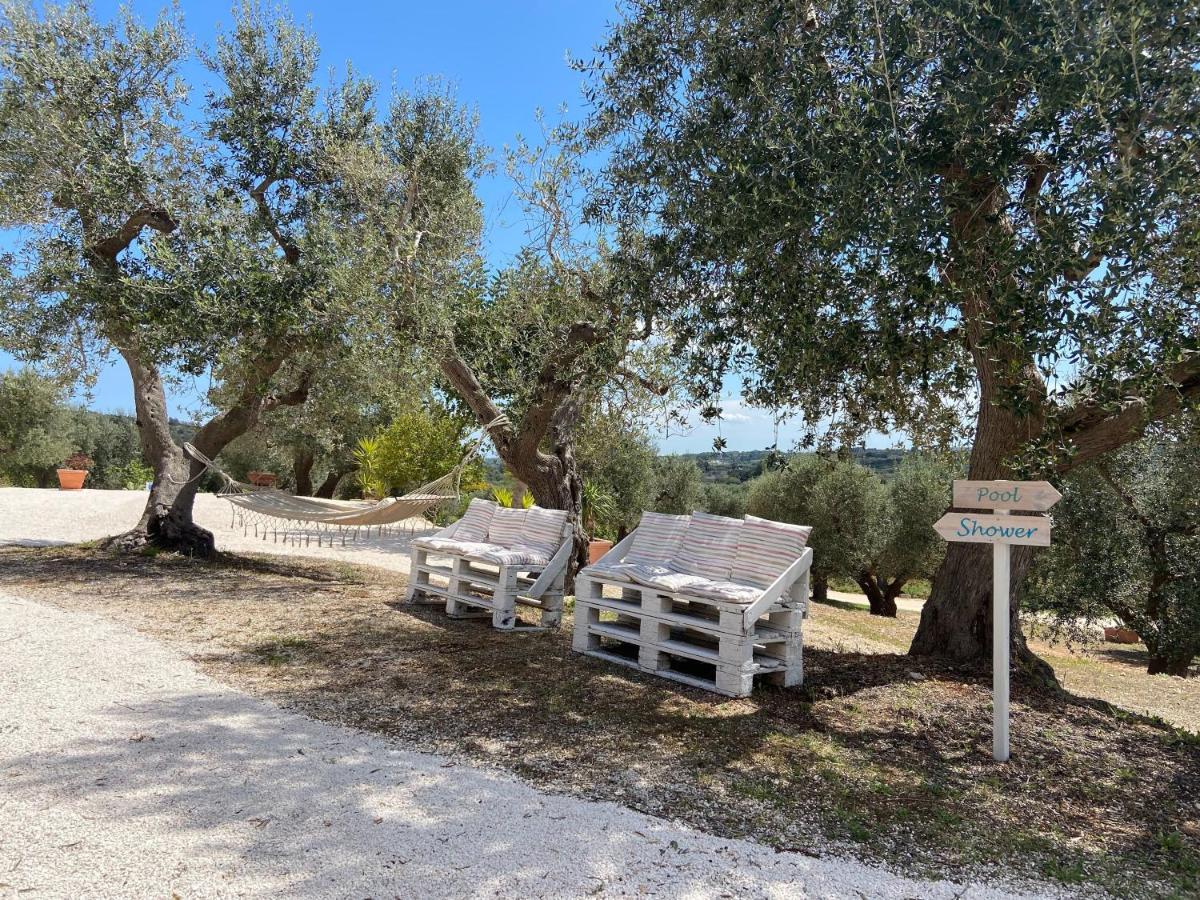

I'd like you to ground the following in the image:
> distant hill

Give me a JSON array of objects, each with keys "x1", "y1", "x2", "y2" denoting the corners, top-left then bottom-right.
[
  {"x1": 482, "y1": 446, "x2": 911, "y2": 487},
  {"x1": 678, "y1": 447, "x2": 909, "y2": 483}
]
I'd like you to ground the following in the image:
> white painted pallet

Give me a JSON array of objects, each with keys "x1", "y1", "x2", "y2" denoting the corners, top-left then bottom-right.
[
  {"x1": 406, "y1": 543, "x2": 568, "y2": 631},
  {"x1": 573, "y1": 581, "x2": 804, "y2": 698},
  {"x1": 571, "y1": 534, "x2": 811, "y2": 698}
]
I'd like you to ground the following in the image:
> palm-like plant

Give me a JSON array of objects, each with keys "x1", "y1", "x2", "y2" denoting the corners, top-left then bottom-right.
[
  {"x1": 353, "y1": 437, "x2": 388, "y2": 499},
  {"x1": 582, "y1": 480, "x2": 616, "y2": 537}
]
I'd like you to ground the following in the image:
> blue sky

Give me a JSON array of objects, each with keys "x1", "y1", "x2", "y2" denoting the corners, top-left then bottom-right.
[{"x1": 0, "y1": 0, "x2": 889, "y2": 453}]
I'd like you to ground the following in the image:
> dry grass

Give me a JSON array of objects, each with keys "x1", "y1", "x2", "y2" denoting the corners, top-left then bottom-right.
[{"x1": 3, "y1": 546, "x2": 1198, "y2": 897}]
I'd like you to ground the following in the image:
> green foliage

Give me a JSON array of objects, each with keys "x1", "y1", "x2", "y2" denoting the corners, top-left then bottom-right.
[
  {"x1": 0, "y1": 369, "x2": 73, "y2": 486},
  {"x1": 372, "y1": 408, "x2": 469, "y2": 495},
  {"x1": 353, "y1": 437, "x2": 387, "y2": 499},
  {"x1": 491, "y1": 485, "x2": 514, "y2": 508},
  {"x1": 874, "y1": 455, "x2": 957, "y2": 590},
  {"x1": 117, "y1": 458, "x2": 155, "y2": 490},
  {"x1": 702, "y1": 481, "x2": 747, "y2": 518},
  {"x1": 746, "y1": 454, "x2": 949, "y2": 602},
  {"x1": 651, "y1": 455, "x2": 704, "y2": 515},
  {"x1": 1025, "y1": 416, "x2": 1200, "y2": 675},
  {"x1": 581, "y1": 479, "x2": 618, "y2": 538},
  {"x1": 65, "y1": 407, "x2": 142, "y2": 489},
  {"x1": 586, "y1": 0, "x2": 1200, "y2": 464},
  {"x1": 575, "y1": 410, "x2": 657, "y2": 534}
]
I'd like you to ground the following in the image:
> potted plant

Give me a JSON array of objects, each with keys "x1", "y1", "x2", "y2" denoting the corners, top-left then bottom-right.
[
  {"x1": 56, "y1": 452, "x2": 94, "y2": 491},
  {"x1": 582, "y1": 481, "x2": 617, "y2": 563}
]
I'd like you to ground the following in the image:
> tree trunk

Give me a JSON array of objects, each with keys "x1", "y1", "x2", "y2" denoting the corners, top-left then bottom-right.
[
  {"x1": 503, "y1": 444, "x2": 587, "y2": 587},
  {"x1": 909, "y1": 347, "x2": 1055, "y2": 681},
  {"x1": 812, "y1": 573, "x2": 829, "y2": 604},
  {"x1": 1147, "y1": 653, "x2": 1194, "y2": 677},
  {"x1": 293, "y1": 448, "x2": 315, "y2": 496},
  {"x1": 314, "y1": 469, "x2": 346, "y2": 499},
  {"x1": 856, "y1": 571, "x2": 899, "y2": 617},
  {"x1": 100, "y1": 346, "x2": 216, "y2": 557},
  {"x1": 101, "y1": 341, "x2": 306, "y2": 558},
  {"x1": 909, "y1": 177, "x2": 1056, "y2": 683}
]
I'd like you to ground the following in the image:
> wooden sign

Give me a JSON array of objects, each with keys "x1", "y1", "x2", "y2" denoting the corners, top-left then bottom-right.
[
  {"x1": 933, "y1": 512, "x2": 1052, "y2": 547},
  {"x1": 932, "y1": 479, "x2": 1059, "y2": 764},
  {"x1": 952, "y1": 480, "x2": 1061, "y2": 512}
]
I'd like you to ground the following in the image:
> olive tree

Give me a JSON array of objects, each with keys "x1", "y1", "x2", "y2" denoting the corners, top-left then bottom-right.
[
  {"x1": 855, "y1": 454, "x2": 954, "y2": 616},
  {"x1": 0, "y1": 369, "x2": 73, "y2": 486},
  {"x1": 0, "y1": 2, "x2": 382, "y2": 553},
  {"x1": 585, "y1": 0, "x2": 1200, "y2": 674},
  {"x1": 367, "y1": 114, "x2": 668, "y2": 572},
  {"x1": 0, "y1": 3, "x2": 470, "y2": 554},
  {"x1": 1025, "y1": 416, "x2": 1200, "y2": 676}
]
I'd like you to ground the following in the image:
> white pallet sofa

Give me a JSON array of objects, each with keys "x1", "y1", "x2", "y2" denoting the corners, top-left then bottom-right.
[
  {"x1": 573, "y1": 511, "x2": 813, "y2": 697},
  {"x1": 405, "y1": 498, "x2": 573, "y2": 631}
]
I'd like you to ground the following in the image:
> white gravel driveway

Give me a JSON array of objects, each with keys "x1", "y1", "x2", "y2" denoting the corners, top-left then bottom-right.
[
  {"x1": 0, "y1": 592, "x2": 1061, "y2": 899},
  {"x1": 0, "y1": 488, "x2": 423, "y2": 573}
]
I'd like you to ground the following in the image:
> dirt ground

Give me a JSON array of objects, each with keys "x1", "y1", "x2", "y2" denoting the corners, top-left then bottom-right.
[{"x1": 2, "y1": 546, "x2": 1197, "y2": 898}]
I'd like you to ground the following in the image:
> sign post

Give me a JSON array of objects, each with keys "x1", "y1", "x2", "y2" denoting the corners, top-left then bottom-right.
[{"x1": 933, "y1": 480, "x2": 1061, "y2": 762}]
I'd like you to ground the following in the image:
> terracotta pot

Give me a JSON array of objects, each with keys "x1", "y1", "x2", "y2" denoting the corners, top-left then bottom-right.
[
  {"x1": 247, "y1": 471, "x2": 278, "y2": 488},
  {"x1": 1104, "y1": 626, "x2": 1140, "y2": 645},
  {"x1": 56, "y1": 468, "x2": 88, "y2": 490},
  {"x1": 588, "y1": 539, "x2": 614, "y2": 564}
]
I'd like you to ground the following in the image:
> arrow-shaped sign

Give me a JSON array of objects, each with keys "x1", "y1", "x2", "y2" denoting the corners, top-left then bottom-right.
[
  {"x1": 934, "y1": 512, "x2": 1052, "y2": 547},
  {"x1": 952, "y1": 480, "x2": 1061, "y2": 512}
]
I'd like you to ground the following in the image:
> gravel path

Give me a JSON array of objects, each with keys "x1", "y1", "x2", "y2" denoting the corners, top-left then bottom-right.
[
  {"x1": 0, "y1": 488, "x2": 423, "y2": 573},
  {"x1": 0, "y1": 592, "x2": 1059, "y2": 899}
]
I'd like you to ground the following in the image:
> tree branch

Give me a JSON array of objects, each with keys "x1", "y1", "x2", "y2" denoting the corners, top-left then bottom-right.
[
  {"x1": 262, "y1": 368, "x2": 313, "y2": 412},
  {"x1": 439, "y1": 348, "x2": 514, "y2": 453},
  {"x1": 88, "y1": 206, "x2": 178, "y2": 261},
  {"x1": 1054, "y1": 355, "x2": 1200, "y2": 472},
  {"x1": 616, "y1": 366, "x2": 669, "y2": 396},
  {"x1": 250, "y1": 177, "x2": 301, "y2": 265}
]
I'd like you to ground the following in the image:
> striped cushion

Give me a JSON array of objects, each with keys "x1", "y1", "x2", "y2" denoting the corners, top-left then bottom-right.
[
  {"x1": 625, "y1": 512, "x2": 689, "y2": 564},
  {"x1": 475, "y1": 546, "x2": 551, "y2": 567},
  {"x1": 454, "y1": 498, "x2": 497, "y2": 541},
  {"x1": 670, "y1": 511, "x2": 742, "y2": 580},
  {"x1": 732, "y1": 514, "x2": 812, "y2": 587},
  {"x1": 487, "y1": 506, "x2": 527, "y2": 548},
  {"x1": 517, "y1": 507, "x2": 568, "y2": 558},
  {"x1": 413, "y1": 536, "x2": 503, "y2": 557}
]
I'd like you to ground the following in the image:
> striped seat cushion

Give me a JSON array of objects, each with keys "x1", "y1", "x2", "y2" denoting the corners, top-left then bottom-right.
[
  {"x1": 454, "y1": 498, "x2": 497, "y2": 541},
  {"x1": 487, "y1": 506, "x2": 528, "y2": 548},
  {"x1": 516, "y1": 507, "x2": 569, "y2": 558},
  {"x1": 474, "y1": 546, "x2": 552, "y2": 567},
  {"x1": 731, "y1": 514, "x2": 812, "y2": 587},
  {"x1": 413, "y1": 536, "x2": 504, "y2": 557},
  {"x1": 625, "y1": 512, "x2": 690, "y2": 565},
  {"x1": 670, "y1": 511, "x2": 742, "y2": 581}
]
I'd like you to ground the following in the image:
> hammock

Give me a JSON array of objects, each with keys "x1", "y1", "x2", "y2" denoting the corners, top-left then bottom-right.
[{"x1": 183, "y1": 416, "x2": 506, "y2": 536}]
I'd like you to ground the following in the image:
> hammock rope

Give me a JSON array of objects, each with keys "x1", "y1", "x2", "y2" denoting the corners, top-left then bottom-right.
[{"x1": 181, "y1": 415, "x2": 508, "y2": 544}]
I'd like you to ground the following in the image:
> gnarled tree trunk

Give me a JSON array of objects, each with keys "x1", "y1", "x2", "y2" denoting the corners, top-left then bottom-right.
[
  {"x1": 855, "y1": 570, "x2": 902, "y2": 617},
  {"x1": 909, "y1": 176, "x2": 1055, "y2": 681},
  {"x1": 102, "y1": 340, "x2": 309, "y2": 558},
  {"x1": 314, "y1": 469, "x2": 346, "y2": 499},
  {"x1": 293, "y1": 447, "x2": 315, "y2": 496},
  {"x1": 101, "y1": 345, "x2": 216, "y2": 557}
]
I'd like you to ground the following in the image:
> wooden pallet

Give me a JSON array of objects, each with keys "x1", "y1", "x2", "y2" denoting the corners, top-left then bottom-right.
[
  {"x1": 572, "y1": 577, "x2": 803, "y2": 698},
  {"x1": 407, "y1": 548, "x2": 564, "y2": 631}
]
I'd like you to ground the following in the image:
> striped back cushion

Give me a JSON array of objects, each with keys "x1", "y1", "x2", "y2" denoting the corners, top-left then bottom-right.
[
  {"x1": 732, "y1": 514, "x2": 812, "y2": 587},
  {"x1": 517, "y1": 507, "x2": 569, "y2": 558},
  {"x1": 626, "y1": 511, "x2": 689, "y2": 564},
  {"x1": 455, "y1": 498, "x2": 497, "y2": 542},
  {"x1": 487, "y1": 507, "x2": 528, "y2": 548},
  {"x1": 671, "y1": 511, "x2": 742, "y2": 580}
]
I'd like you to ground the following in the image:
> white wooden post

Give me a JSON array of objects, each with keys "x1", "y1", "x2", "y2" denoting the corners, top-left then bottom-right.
[
  {"x1": 992, "y1": 508, "x2": 1010, "y2": 763},
  {"x1": 935, "y1": 480, "x2": 1062, "y2": 763}
]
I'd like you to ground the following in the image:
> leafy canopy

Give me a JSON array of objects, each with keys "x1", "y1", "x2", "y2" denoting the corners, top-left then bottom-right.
[{"x1": 585, "y1": 0, "x2": 1200, "y2": 458}]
